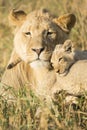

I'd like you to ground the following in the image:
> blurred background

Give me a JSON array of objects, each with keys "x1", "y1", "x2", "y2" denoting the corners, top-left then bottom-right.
[{"x1": 0, "y1": 0, "x2": 87, "y2": 79}]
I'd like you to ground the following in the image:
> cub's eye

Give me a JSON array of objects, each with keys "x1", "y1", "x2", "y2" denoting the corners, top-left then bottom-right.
[
  {"x1": 25, "y1": 32, "x2": 31, "y2": 36},
  {"x1": 58, "y1": 57, "x2": 63, "y2": 62}
]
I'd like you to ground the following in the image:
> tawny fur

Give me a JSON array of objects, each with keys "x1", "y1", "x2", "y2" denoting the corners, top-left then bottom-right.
[
  {"x1": 51, "y1": 39, "x2": 87, "y2": 75},
  {"x1": 1, "y1": 9, "x2": 76, "y2": 98},
  {"x1": 51, "y1": 40, "x2": 87, "y2": 95}
]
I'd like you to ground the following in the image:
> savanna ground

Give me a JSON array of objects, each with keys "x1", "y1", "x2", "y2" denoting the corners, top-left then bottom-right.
[{"x1": 0, "y1": 0, "x2": 87, "y2": 130}]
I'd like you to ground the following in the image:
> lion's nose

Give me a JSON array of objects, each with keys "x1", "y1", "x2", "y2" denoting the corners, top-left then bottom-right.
[{"x1": 32, "y1": 47, "x2": 45, "y2": 55}]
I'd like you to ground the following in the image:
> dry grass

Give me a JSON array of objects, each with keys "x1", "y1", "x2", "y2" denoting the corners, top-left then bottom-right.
[
  {"x1": 0, "y1": 84, "x2": 87, "y2": 130},
  {"x1": 0, "y1": 0, "x2": 87, "y2": 129}
]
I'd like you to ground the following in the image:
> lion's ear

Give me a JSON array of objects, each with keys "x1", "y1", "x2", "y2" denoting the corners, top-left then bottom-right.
[
  {"x1": 53, "y1": 13, "x2": 76, "y2": 33},
  {"x1": 7, "y1": 49, "x2": 21, "y2": 69},
  {"x1": 8, "y1": 9, "x2": 27, "y2": 26},
  {"x1": 63, "y1": 39, "x2": 74, "y2": 52}
]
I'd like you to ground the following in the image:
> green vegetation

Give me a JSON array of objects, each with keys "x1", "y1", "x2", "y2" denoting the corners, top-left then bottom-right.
[{"x1": 0, "y1": 0, "x2": 87, "y2": 129}]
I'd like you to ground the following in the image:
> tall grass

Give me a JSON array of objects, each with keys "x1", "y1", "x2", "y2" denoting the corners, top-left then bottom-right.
[
  {"x1": 0, "y1": 0, "x2": 87, "y2": 129},
  {"x1": 0, "y1": 84, "x2": 87, "y2": 130}
]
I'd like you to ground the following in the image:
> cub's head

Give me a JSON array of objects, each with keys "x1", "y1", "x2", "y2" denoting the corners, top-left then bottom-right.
[
  {"x1": 7, "y1": 9, "x2": 76, "y2": 69},
  {"x1": 51, "y1": 39, "x2": 76, "y2": 75}
]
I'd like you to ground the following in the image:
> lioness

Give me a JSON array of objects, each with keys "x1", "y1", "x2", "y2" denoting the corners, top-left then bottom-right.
[
  {"x1": 1, "y1": 9, "x2": 76, "y2": 93},
  {"x1": 51, "y1": 41, "x2": 87, "y2": 95}
]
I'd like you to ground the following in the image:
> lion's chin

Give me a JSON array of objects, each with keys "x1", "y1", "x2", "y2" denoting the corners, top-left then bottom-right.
[{"x1": 29, "y1": 59, "x2": 50, "y2": 69}]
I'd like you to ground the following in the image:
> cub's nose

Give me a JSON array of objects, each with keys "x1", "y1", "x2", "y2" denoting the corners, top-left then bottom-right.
[{"x1": 32, "y1": 47, "x2": 44, "y2": 55}]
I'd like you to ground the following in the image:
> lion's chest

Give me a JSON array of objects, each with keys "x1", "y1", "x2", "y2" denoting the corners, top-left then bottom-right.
[{"x1": 29, "y1": 62, "x2": 56, "y2": 96}]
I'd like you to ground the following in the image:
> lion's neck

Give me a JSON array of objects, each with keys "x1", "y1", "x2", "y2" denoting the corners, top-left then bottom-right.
[
  {"x1": 29, "y1": 60, "x2": 55, "y2": 90},
  {"x1": 30, "y1": 61, "x2": 51, "y2": 81}
]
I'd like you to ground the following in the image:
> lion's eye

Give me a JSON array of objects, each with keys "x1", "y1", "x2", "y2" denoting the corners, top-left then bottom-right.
[
  {"x1": 25, "y1": 32, "x2": 31, "y2": 36},
  {"x1": 47, "y1": 30, "x2": 56, "y2": 40},
  {"x1": 47, "y1": 31, "x2": 53, "y2": 35}
]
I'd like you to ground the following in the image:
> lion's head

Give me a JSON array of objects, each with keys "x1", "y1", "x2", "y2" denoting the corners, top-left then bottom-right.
[
  {"x1": 51, "y1": 39, "x2": 76, "y2": 75},
  {"x1": 7, "y1": 9, "x2": 76, "y2": 69}
]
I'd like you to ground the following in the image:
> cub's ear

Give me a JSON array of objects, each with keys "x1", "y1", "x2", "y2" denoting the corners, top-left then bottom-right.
[
  {"x1": 53, "y1": 13, "x2": 76, "y2": 33},
  {"x1": 7, "y1": 49, "x2": 21, "y2": 69},
  {"x1": 8, "y1": 9, "x2": 27, "y2": 26},
  {"x1": 63, "y1": 39, "x2": 74, "y2": 52}
]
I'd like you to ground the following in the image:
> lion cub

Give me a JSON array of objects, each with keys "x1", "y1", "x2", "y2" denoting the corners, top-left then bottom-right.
[
  {"x1": 51, "y1": 39, "x2": 87, "y2": 94},
  {"x1": 51, "y1": 39, "x2": 87, "y2": 75}
]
